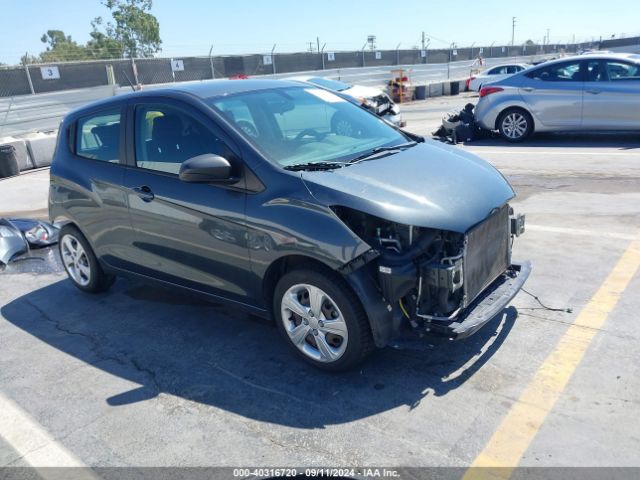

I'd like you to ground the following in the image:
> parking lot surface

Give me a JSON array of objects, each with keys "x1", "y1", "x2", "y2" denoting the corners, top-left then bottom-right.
[{"x1": 1, "y1": 93, "x2": 639, "y2": 472}]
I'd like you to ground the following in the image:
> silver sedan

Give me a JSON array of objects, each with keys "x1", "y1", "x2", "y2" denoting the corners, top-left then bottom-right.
[{"x1": 474, "y1": 53, "x2": 640, "y2": 142}]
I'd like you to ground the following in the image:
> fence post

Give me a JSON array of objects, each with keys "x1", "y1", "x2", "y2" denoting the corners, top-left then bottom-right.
[
  {"x1": 23, "y1": 62, "x2": 35, "y2": 95},
  {"x1": 131, "y1": 58, "x2": 140, "y2": 86},
  {"x1": 106, "y1": 64, "x2": 115, "y2": 85},
  {"x1": 209, "y1": 45, "x2": 215, "y2": 79},
  {"x1": 271, "y1": 45, "x2": 277, "y2": 74}
]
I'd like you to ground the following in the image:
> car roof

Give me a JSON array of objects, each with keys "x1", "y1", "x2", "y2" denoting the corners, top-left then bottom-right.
[
  {"x1": 536, "y1": 52, "x2": 640, "y2": 64},
  {"x1": 65, "y1": 78, "x2": 306, "y2": 117},
  {"x1": 284, "y1": 75, "x2": 315, "y2": 82},
  {"x1": 486, "y1": 63, "x2": 528, "y2": 69}
]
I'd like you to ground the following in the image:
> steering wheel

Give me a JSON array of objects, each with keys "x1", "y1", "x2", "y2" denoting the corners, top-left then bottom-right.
[{"x1": 294, "y1": 128, "x2": 325, "y2": 143}]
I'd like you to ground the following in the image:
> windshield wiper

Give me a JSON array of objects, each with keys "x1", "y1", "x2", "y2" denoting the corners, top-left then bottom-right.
[
  {"x1": 284, "y1": 161, "x2": 347, "y2": 171},
  {"x1": 348, "y1": 141, "x2": 417, "y2": 164}
]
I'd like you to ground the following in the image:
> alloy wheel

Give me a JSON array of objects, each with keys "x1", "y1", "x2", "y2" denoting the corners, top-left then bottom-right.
[
  {"x1": 335, "y1": 119, "x2": 354, "y2": 137},
  {"x1": 501, "y1": 112, "x2": 529, "y2": 140},
  {"x1": 280, "y1": 284, "x2": 348, "y2": 363},
  {"x1": 60, "y1": 234, "x2": 91, "y2": 287}
]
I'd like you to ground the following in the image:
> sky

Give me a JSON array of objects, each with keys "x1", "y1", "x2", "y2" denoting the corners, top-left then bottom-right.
[{"x1": 1, "y1": 0, "x2": 638, "y2": 65}]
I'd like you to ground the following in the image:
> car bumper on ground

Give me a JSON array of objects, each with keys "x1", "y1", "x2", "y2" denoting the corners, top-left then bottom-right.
[{"x1": 383, "y1": 113, "x2": 404, "y2": 127}]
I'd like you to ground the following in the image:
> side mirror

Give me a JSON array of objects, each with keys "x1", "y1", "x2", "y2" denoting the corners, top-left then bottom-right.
[{"x1": 179, "y1": 154, "x2": 236, "y2": 183}]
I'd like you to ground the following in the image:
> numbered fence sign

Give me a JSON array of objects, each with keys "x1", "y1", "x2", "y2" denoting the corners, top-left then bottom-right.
[
  {"x1": 263, "y1": 55, "x2": 273, "y2": 66},
  {"x1": 40, "y1": 66, "x2": 60, "y2": 80},
  {"x1": 327, "y1": 52, "x2": 335, "y2": 62},
  {"x1": 479, "y1": 47, "x2": 484, "y2": 54},
  {"x1": 420, "y1": 50, "x2": 427, "y2": 58},
  {"x1": 375, "y1": 51, "x2": 382, "y2": 60},
  {"x1": 502, "y1": 46, "x2": 506, "y2": 53},
  {"x1": 453, "y1": 49, "x2": 458, "y2": 56},
  {"x1": 171, "y1": 59, "x2": 185, "y2": 72}
]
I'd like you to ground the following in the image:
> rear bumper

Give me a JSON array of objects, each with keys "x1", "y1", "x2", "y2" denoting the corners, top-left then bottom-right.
[
  {"x1": 427, "y1": 261, "x2": 531, "y2": 339},
  {"x1": 474, "y1": 98, "x2": 500, "y2": 131}
]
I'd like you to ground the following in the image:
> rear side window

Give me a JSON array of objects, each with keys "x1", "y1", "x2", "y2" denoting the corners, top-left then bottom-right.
[
  {"x1": 488, "y1": 67, "x2": 506, "y2": 75},
  {"x1": 605, "y1": 61, "x2": 640, "y2": 81},
  {"x1": 75, "y1": 110, "x2": 121, "y2": 162}
]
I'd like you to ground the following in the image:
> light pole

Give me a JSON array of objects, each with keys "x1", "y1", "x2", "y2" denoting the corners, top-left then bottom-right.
[
  {"x1": 511, "y1": 17, "x2": 517, "y2": 46},
  {"x1": 396, "y1": 43, "x2": 401, "y2": 65},
  {"x1": 447, "y1": 42, "x2": 456, "y2": 79}
]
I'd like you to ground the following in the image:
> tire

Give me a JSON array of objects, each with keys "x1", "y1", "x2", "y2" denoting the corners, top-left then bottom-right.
[
  {"x1": 58, "y1": 225, "x2": 115, "y2": 293},
  {"x1": 498, "y1": 108, "x2": 533, "y2": 142},
  {"x1": 273, "y1": 265, "x2": 374, "y2": 371}
]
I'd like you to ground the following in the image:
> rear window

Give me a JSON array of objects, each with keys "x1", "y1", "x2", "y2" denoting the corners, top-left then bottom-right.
[{"x1": 75, "y1": 109, "x2": 121, "y2": 162}]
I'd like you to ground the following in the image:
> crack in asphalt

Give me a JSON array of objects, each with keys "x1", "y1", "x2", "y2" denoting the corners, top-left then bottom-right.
[
  {"x1": 24, "y1": 298, "x2": 161, "y2": 395},
  {"x1": 19, "y1": 299, "x2": 486, "y2": 463}
]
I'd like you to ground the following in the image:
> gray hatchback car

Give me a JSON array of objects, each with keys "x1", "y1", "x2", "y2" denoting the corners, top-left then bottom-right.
[
  {"x1": 475, "y1": 53, "x2": 640, "y2": 141},
  {"x1": 50, "y1": 79, "x2": 529, "y2": 370}
]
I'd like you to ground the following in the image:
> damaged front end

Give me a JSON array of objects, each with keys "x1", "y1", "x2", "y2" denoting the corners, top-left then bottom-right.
[{"x1": 333, "y1": 204, "x2": 530, "y2": 345}]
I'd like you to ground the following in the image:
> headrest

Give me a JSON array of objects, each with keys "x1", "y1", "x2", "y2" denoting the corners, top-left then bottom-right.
[
  {"x1": 152, "y1": 114, "x2": 183, "y2": 139},
  {"x1": 91, "y1": 123, "x2": 119, "y2": 147}
]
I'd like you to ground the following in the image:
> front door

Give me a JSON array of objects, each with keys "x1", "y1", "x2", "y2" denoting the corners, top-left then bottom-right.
[
  {"x1": 582, "y1": 59, "x2": 640, "y2": 129},
  {"x1": 519, "y1": 59, "x2": 584, "y2": 128},
  {"x1": 123, "y1": 100, "x2": 253, "y2": 304}
]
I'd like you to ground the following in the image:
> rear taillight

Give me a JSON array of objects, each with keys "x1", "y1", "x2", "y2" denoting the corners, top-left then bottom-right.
[
  {"x1": 479, "y1": 86, "x2": 504, "y2": 98},
  {"x1": 466, "y1": 76, "x2": 475, "y2": 89}
]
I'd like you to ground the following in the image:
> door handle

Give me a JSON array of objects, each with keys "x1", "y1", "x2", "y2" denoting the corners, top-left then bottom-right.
[
  {"x1": 132, "y1": 185, "x2": 154, "y2": 202},
  {"x1": 586, "y1": 89, "x2": 601, "y2": 94},
  {"x1": 521, "y1": 87, "x2": 535, "y2": 92}
]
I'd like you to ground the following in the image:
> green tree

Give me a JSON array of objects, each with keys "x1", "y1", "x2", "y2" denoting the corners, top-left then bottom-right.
[
  {"x1": 86, "y1": 18, "x2": 125, "y2": 59},
  {"x1": 39, "y1": 30, "x2": 90, "y2": 61},
  {"x1": 100, "y1": 0, "x2": 161, "y2": 58},
  {"x1": 20, "y1": 53, "x2": 40, "y2": 65}
]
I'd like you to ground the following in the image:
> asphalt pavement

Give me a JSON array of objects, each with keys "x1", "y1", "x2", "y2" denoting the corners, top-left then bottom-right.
[{"x1": 0, "y1": 93, "x2": 639, "y2": 475}]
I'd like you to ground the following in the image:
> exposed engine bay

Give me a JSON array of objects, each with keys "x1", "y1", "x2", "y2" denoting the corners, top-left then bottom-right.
[{"x1": 332, "y1": 205, "x2": 526, "y2": 338}]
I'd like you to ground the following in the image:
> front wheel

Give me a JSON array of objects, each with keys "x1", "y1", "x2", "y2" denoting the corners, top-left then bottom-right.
[
  {"x1": 59, "y1": 225, "x2": 115, "y2": 293},
  {"x1": 273, "y1": 266, "x2": 374, "y2": 371},
  {"x1": 498, "y1": 108, "x2": 533, "y2": 142}
]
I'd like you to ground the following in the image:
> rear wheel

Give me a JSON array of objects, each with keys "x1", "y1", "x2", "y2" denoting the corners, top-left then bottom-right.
[
  {"x1": 498, "y1": 108, "x2": 533, "y2": 142},
  {"x1": 273, "y1": 266, "x2": 374, "y2": 371},
  {"x1": 59, "y1": 225, "x2": 115, "y2": 293},
  {"x1": 331, "y1": 113, "x2": 362, "y2": 138}
]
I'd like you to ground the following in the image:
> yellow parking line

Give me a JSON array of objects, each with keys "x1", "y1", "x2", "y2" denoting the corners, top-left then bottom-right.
[{"x1": 463, "y1": 238, "x2": 640, "y2": 480}]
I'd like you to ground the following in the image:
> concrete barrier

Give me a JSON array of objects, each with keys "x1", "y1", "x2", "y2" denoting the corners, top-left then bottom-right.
[
  {"x1": 25, "y1": 135, "x2": 57, "y2": 168},
  {"x1": 428, "y1": 83, "x2": 443, "y2": 97},
  {"x1": 1, "y1": 139, "x2": 33, "y2": 172}
]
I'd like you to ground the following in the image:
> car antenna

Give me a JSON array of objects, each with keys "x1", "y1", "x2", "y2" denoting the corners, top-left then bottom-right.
[{"x1": 121, "y1": 69, "x2": 136, "y2": 92}]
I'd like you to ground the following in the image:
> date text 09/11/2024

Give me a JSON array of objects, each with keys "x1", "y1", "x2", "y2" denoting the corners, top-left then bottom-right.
[{"x1": 232, "y1": 468, "x2": 400, "y2": 477}]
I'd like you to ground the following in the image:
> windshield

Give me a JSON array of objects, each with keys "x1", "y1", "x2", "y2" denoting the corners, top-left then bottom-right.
[
  {"x1": 306, "y1": 77, "x2": 351, "y2": 91},
  {"x1": 208, "y1": 86, "x2": 407, "y2": 168}
]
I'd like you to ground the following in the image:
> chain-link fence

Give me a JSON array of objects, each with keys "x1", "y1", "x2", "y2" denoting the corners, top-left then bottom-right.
[{"x1": 2, "y1": 35, "x2": 639, "y2": 98}]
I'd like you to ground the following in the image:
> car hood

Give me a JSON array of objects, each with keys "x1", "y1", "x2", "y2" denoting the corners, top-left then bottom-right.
[
  {"x1": 342, "y1": 84, "x2": 385, "y2": 100},
  {"x1": 301, "y1": 140, "x2": 515, "y2": 233}
]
